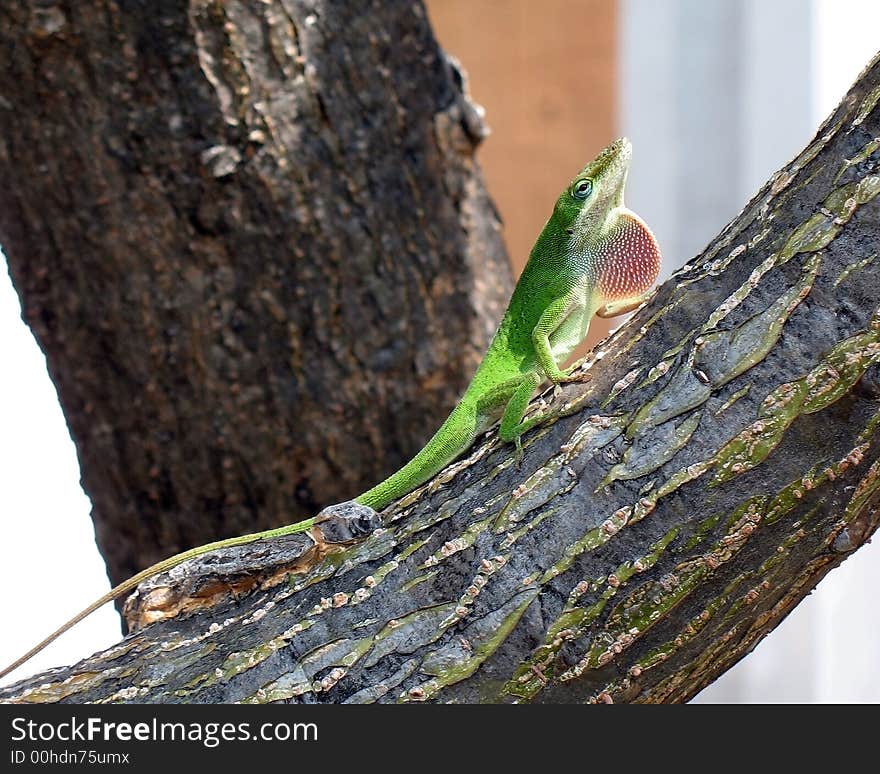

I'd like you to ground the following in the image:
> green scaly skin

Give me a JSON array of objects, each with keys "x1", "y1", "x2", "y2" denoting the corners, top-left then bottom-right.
[{"x1": 1, "y1": 137, "x2": 661, "y2": 681}]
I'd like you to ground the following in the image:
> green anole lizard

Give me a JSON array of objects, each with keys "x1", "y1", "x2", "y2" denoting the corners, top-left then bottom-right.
[{"x1": 1, "y1": 137, "x2": 660, "y2": 681}]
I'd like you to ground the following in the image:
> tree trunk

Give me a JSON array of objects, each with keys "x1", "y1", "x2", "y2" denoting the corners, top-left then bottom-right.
[
  {"x1": 4, "y1": 46, "x2": 880, "y2": 703},
  {"x1": 0, "y1": 0, "x2": 512, "y2": 585}
]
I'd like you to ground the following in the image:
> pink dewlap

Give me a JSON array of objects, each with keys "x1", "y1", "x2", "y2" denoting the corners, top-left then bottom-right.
[{"x1": 596, "y1": 213, "x2": 662, "y2": 301}]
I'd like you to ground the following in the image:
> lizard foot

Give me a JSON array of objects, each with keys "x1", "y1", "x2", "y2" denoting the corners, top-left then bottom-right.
[
  {"x1": 514, "y1": 435, "x2": 525, "y2": 465},
  {"x1": 557, "y1": 369, "x2": 593, "y2": 384},
  {"x1": 314, "y1": 501, "x2": 382, "y2": 543}
]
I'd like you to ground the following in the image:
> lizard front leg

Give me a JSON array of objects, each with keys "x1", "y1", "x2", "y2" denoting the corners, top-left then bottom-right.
[
  {"x1": 532, "y1": 294, "x2": 593, "y2": 384},
  {"x1": 596, "y1": 290, "x2": 653, "y2": 318}
]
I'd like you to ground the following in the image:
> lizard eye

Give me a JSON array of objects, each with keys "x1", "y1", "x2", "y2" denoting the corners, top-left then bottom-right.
[{"x1": 572, "y1": 179, "x2": 593, "y2": 200}]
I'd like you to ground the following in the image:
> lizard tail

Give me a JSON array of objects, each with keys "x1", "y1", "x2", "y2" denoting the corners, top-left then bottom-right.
[
  {"x1": 0, "y1": 516, "x2": 317, "y2": 681},
  {"x1": 355, "y1": 403, "x2": 478, "y2": 511}
]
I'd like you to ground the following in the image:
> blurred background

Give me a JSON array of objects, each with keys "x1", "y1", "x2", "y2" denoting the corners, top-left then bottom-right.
[{"x1": 2, "y1": 0, "x2": 879, "y2": 700}]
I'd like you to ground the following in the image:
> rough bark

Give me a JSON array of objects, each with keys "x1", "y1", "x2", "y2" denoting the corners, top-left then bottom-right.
[
  {"x1": 4, "y1": 50, "x2": 880, "y2": 704},
  {"x1": 0, "y1": 0, "x2": 511, "y2": 585}
]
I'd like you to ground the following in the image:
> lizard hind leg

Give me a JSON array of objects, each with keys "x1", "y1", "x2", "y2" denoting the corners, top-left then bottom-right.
[{"x1": 497, "y1": 371, "x2": 545, "y2": 454}]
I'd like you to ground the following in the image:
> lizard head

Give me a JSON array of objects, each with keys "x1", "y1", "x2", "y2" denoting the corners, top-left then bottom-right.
[
  {"x1": 553, "y1": 138, "x2": 661, "y2": 300},
  {"x1": 553, "y1": 136, "x2": 632, "y2": 238}
]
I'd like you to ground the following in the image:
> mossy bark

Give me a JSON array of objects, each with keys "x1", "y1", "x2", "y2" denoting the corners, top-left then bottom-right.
[{"x1": 0, "y1": 0, "x2": 511, "y2": 585}]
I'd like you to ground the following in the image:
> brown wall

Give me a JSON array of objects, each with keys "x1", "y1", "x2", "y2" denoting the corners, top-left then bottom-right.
[{"x1": 427, "y1": 0, "x2": 618, "y2": 348}]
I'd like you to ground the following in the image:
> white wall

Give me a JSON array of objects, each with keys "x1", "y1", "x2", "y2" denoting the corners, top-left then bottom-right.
[
  {"x1": 0, "y1": 255, "x2": 119, "y2": 685},
  {"x1": 621, "y1": 0, "x2": 880, "y2": 702}
]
